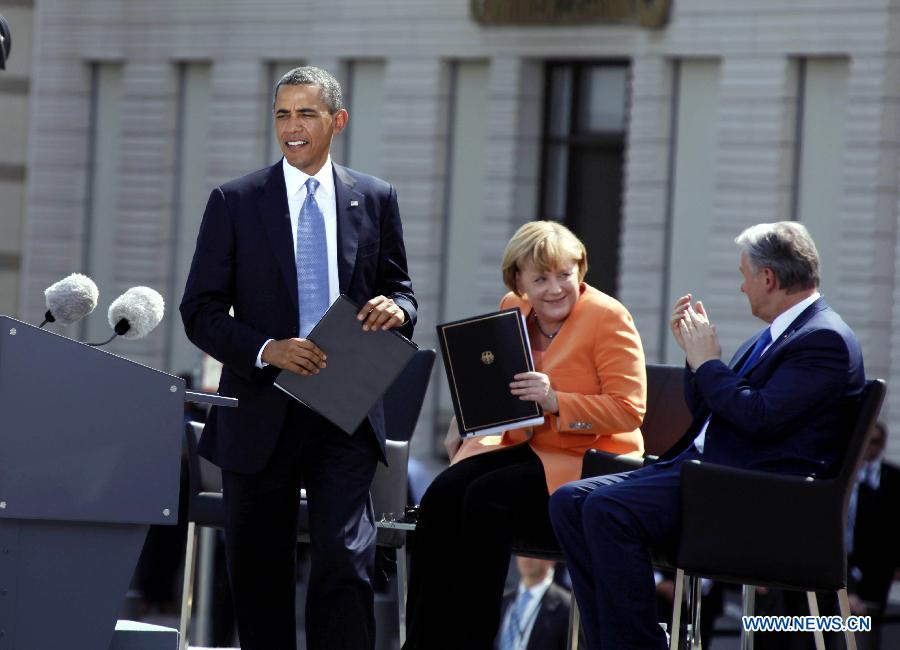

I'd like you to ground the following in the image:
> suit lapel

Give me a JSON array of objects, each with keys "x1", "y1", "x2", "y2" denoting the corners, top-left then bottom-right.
[
  {"x1": 526, "y1": 589, "x2": 557, "y2": 650},
  {"x1": 333, "y1": 163, "x2": 366, "y2": 294},
  {"x1": 258, "y1": 162, "x2": 299, "y2": 316}
]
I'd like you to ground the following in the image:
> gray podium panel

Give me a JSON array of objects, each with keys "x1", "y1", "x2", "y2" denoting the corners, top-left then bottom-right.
[
  {"x1": 0, "y1": 317, "x2": 183, "y2": 525},
  {"x1": 0, "y1": 518, "x2": 148, "y2": 650}
]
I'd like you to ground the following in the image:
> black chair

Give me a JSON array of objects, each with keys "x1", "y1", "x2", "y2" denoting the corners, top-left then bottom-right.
[
  {"x1": 374, "y1": 348, "x2": 436, "y2": 645},
  {"x1": 178, "y1": 420, "x2": 224, "y2": 649},
  {"x1": 178, "y1": 348, "x2": 436, "y2": 650},
  {"x1": 581, "y1": 362, "x2": 692, "y2": 477},
  {"x1": 643, "y1": 363, "x2": 694, "y2": 458},
  {"x1": 669, "y1": 379, "x2": 886, "y2": 650}
]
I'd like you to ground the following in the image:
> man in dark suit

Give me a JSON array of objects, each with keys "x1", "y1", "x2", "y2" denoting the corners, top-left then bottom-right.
[
  {"x1": 496, "y1": 557, "x2": 573, "y2": 650},
  {"x1": 549, "y1": 221, "x2": 865, "y2": 650},
  {"x1": 180, "y1": 66, "x2": 416, "y2": 650},
  {"x1": 845, "y1": 421, "x2": 900, "y2": 649}
]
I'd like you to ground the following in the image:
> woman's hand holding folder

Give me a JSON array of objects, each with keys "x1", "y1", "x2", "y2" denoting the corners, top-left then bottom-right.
[
  {"x1": 510, "y1": 371, "x2": 558, "y2": 414},
  {"x1": 444, "y1": 416, "x2": 462, "y2": 460}
]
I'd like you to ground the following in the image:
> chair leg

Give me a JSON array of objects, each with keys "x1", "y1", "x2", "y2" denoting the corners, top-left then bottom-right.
[
  {"x1": 741, "y1": 585, "x2": 755, "y2": 650},
  {"x1": 567, "y1": 595, "x2": 580, "y2": 650},
  {"x1": 689, "y1": 576, "x2": 703, "y2": 650},
  {"x1": 397, "y1": 545, "x2": 408, "y2": 646},
  {"x1": 669, "y1": 569, "x2": 685, "y2": 650},
  {"x1": 178, "y1": 521, "x2": 198, "y2": 650},
  {"x1": 806, "y1": 591, "x2": 826, "y2": 650},
  {"x1": 837, "y1": 589, "x2": 858, "y2": 650},
  {"x1": 193, "y1": 526, "x2": 218, "y2": 646}
]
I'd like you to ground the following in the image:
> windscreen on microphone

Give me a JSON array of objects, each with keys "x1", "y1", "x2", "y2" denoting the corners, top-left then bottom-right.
[
  {"x1": 0, "y1": 13, "x2": 11, "y2": 71},
  {"x1": 43, "y1": 273, "x2": 99, "y2": 326},
  {"x1": 107, "y1": 286, "x2": 165, "y2": 340}
]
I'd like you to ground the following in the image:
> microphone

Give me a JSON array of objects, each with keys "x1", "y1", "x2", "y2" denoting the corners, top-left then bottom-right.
[
  {"x1": 0, "y1": 13, "x2": 10, "y2": 71},
  {"x1": 107, "y1": 286, "x2": 165, "y2": 339},
  {"x1": 41, "y1": 273, "x2": 99, "y2": 327},
  {"x1": 87, "y1": 287, "x2": 165, "y2": 346}
]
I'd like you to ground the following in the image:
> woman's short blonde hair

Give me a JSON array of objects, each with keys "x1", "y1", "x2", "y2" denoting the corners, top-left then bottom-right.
[{"x1": 501, "y1": 221, "x2": 588, "y2": 295}]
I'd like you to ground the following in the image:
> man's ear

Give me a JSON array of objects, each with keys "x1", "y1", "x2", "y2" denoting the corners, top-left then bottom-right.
[
  {"x1": 763, "y1": 267, "x2": 778, "y2": 291},
  {"x1": 333, "y1": 108, "x2": 349, "y2": 134}
]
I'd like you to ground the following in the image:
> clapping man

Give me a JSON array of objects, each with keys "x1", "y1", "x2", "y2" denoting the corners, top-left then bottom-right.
[{"x1": 549, "y1": 221, "x2": 864, "y2": 649}]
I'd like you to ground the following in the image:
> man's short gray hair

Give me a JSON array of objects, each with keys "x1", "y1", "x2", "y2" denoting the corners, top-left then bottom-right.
[
  {"x1": 273, "y1": 66, "x2": 344, "y2": 114},
  {"x1": 734, "y1": 221, "x2": 820, "y2": 292}
]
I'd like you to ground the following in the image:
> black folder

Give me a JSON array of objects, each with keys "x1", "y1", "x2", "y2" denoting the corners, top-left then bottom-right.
[
  {"x1": 437, "y1": 307, "x2": 544, "y2": 437},
  {"x1": 275, "y1": 295, "x2": 417, "y2": 434}
]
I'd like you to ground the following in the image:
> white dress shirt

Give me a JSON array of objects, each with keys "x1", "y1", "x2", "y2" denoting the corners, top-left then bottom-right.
[
  {"x1": 255, "y1": 156, "x2": 341, "y2": 367},
  {"x1": 693, "y1": 291, "x2": 821, "y2": 452}
]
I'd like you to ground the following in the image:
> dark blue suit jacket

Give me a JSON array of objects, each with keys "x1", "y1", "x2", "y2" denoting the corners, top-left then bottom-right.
[
  {"x1": 660, "y1": 298, "x2": 865, "y2": 477},
  {"x1": 180, "y1": 161, "x2": 417, "y2": 474}
]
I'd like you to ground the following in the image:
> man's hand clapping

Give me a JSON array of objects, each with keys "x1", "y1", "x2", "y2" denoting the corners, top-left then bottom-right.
[{"x1": 671, "y1": 294, "x2": 722, "y2": 371}]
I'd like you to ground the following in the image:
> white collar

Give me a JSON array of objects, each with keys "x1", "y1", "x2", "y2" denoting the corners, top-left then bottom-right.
[
  {"x1": 769, "y1": 291, "x2": 821, "y2": 342},
  {"x1": 282, "y1": 156, "x2": 335, "y2": 200}
]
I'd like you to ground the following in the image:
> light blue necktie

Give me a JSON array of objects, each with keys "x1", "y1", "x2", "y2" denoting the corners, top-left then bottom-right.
[
  {"x1": 296, "y1": 177, "x2": 329, "y2": 338},
  {"x1": 737, "y1": 327, "x2": 772, "y2": 376},
  {"x1": 500, "y1": 590, "x2": 532, "y2": 650}
]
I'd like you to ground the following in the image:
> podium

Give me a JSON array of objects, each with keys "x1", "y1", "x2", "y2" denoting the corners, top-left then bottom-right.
[{"x1": 0, "y1": 316, "x2": 234, "y2": 650}]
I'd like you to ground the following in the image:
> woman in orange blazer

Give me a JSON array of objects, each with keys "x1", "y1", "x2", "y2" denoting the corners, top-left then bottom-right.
[{"x1": 403, "y1": 221, "x2": 646, "y2": 650}]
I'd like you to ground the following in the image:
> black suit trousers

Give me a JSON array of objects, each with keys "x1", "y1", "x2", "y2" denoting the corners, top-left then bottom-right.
[
  {"x1": 222, "y1": 403, "x2": 379, "y2": 650},
  {"x1": 403, "y1": 445, "x2": 557, "y2": 650}
]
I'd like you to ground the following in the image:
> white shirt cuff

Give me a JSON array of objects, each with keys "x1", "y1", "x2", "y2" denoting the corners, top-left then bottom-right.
[{"x1": 256, "y1": 339, "x2": 274, "y2": 368}]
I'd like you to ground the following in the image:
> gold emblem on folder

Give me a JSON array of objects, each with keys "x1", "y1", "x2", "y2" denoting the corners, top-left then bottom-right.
[{"x1": 481, "y1": 351, "x2": 495, "y2": 365}]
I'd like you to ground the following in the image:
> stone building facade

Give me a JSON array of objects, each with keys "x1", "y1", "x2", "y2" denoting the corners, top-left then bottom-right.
[{"x1": 15, "y1": 0, "x2": 900, "y2": 461}]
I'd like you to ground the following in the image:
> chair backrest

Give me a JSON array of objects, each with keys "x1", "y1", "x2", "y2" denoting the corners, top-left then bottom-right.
[
  {"x1": 372, "y1": 349, "x2": 435, "y2": 546},
  {"x1": 834, "y1": 379, "x2": 886, "y2": 491},
  {"x1": 641, "y1": 363, "x2": 693, "y2": 457},
  {"x1": 185, "y1": 420, "x2": 222, "y2": 494},
  {"x1": 371, "y1": 440, "x2": 410, "y2": 534},
  {"x1": 382, "y1": 348, "x2": 436, "y2": 441}
]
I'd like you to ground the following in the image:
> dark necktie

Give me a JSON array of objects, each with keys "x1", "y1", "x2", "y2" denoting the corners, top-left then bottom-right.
[{"x1": 737, "y1": 327, "x2": 772, "y2": 376}]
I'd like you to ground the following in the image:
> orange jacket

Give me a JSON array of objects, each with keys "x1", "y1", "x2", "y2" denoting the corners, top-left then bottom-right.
[{"x1": 452, "y1": 283, "x2": 646, "y2": 494}]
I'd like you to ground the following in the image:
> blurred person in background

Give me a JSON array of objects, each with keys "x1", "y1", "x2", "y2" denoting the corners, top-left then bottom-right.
[
  {"x1": 843, "y1": 421, "x2": 900, "y2": 650},
  {"x1": 497, "y1": 556, "x2": 577, "y2": 650}
]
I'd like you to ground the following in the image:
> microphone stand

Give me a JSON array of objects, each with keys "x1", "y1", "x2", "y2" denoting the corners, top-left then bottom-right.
[
  {"x1": 39, "y1": 310, "x2": 56, "y2": 329},
  {"x1": 86, "y1": 332, "x2": 118, "y2": 347},
  {"x1": 85, "y1": 318, "x2": 134, "y2": 346}
]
